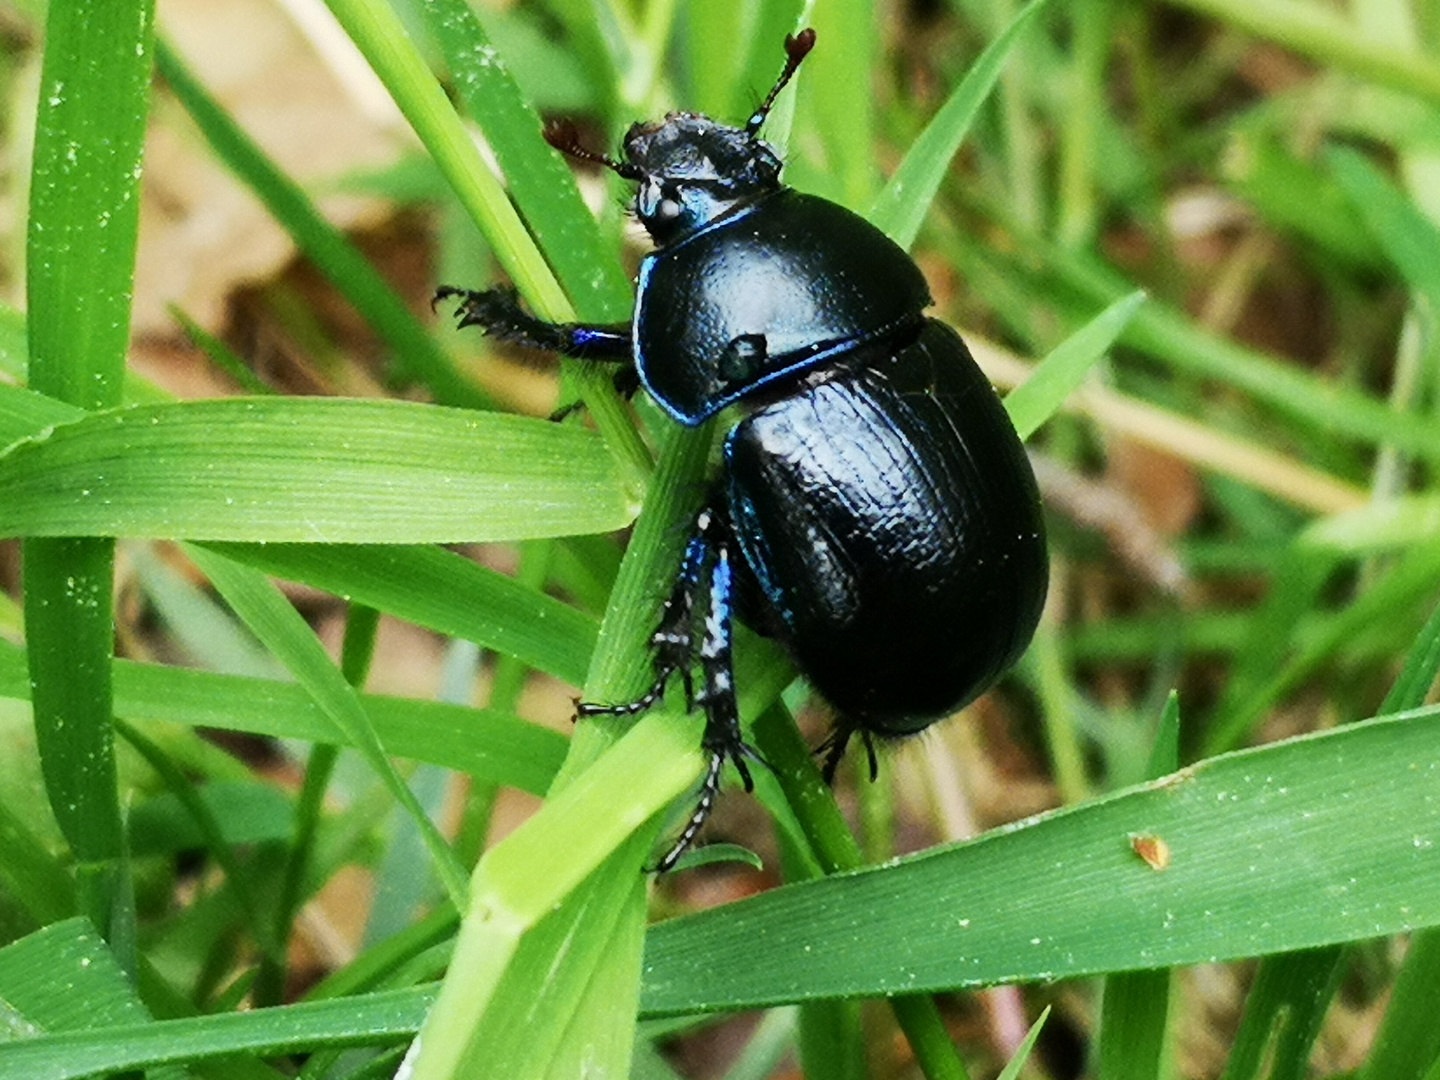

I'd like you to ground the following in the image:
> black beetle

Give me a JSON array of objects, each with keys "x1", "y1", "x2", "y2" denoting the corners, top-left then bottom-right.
[{"x1": 437, "y1": 29, "x2": 1047, "y2": 870}]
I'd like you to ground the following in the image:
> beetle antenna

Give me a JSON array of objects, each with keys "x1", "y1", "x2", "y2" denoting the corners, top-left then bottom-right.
[
  {"x1": 745, "y1": 28, "x2": 816, "y2": 136},
  {"x1": 544, "y1": 119, "x2": 643, "y2": 180}
]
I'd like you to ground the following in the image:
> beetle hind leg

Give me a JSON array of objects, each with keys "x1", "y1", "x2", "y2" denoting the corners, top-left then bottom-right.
[{"x1": 817, "y1": 721, "x2": 878, "y2": 783}]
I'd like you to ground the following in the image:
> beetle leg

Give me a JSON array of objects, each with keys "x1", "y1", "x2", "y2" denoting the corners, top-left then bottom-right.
[
  {"x1": 652, "y1": 752, "x2": 725, "y2": 874},
  {"x1": 581, "y1": 505, "x2": 762, "y2": 872},
  {"x1": 817, "y1": 723, "x2": 880, "y2": 784},
  {"x1": 434, "y1": 285, "x2": 632, "y2": 361},
  {"x1": 651, "y1": 507, "x2": 764, "y2": 872},
  {"x1": 693, "y1": 510, "x2": 747, "y2": 785},
  {"x1": 818, "y1": 725, "x2": 852, "y2": 784},
  {"x1": 575, "y1": 528, "x2": 708, "y2": 721}
]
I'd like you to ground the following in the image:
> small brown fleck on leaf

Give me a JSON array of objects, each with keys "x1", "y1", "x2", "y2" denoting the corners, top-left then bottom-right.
[{"x1": 1131, "y1": 833, "x2": 1171, "y2": 871}]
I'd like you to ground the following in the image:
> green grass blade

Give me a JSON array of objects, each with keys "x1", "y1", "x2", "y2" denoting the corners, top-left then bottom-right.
[
  {"x1": 153, "y1": 38, "x2": 487, "y2": 410},
  {"x1": 1357, "y1": 930, "x2": 1440, "y2": 1080},
  {"x1": 867, "y1": 0, "x2": 1051, "y2": 249},
  {"x1": 0, "y1": 795, "x2": 75, "y2": 927},
  {"x1": 1096, "y1": 694, "x2": 1181, "y2": 1080},
  {"x1": 22, "y1": 0, "x2": 156, "y2": 947},
  {"x1": 1381, "y1": 600, "x2": 1440, "y2": 717},
  {"x1": 0, "y1": 304, "x2": 169, "y2": 409},
  {"x1": 681, "y1": 2, "x2": 765, "y2": 121},
  {"x1": 321, "y1": 0, "x2": 568, "y2": 322},
  {"x1": 1097, "y1": 969, "x2": 1170, "y2": 1080},
  {"x1": 26, "y1": 3, "x2": 151, "y2": 411},
  {"x1": 1218, "y1": 946, "x2": 1346, "y2": 1080},
  {"x1": 1004, "y1": 290, "x2": 1145, "y2": 438},
  {"x1": 1328, "y1": 144, "x2": 1440, "y2": 316},
  {"x1": 0, "y1": 398, "x2": 635, "y2": 542},
  {"x1": 1170, "y1": 0, "x2": 1440, "y2": 105},
  {"x1": 114, "y1": 719, "x2": 281, "y2": 963},
  {"x1": 130, "y1": 544, "x2": 282, "y2": 677},
  {"x1": 996, "y1": 1008, "x2": 1050, "y2": 1080},
  {"x1": 184, "y1": 545, "x2": 470, "y2": 908},
  {"x1": 201, "y1": 542, "x2": 598, "y2": 686},
  {"x1": 0, "y1": 382, "x2": 84, "y2": 445},
  {"x1": 414, "y1": 0, "x2": 631, "y2": 320},
  {"x1": 439, "y1": 854, "x2": 649, "y2": 1079},
  {"x1": 1207, "y1": 542, "x2": 1440, "y2": 755},
  {"x1": 170, "y1": 305, "x2": 275, "y2": 395},
  {"x1": 405, "y1": 715, "x2": 700, "y2": 1079},
  {"x1": 1350, "y1": 599, "x2": 1440, "y2": 1080},
  {"x1": 0, "y1": 645, "x2": 566, "y2": 794},
  {"x1": 92, "y1": 683, "x2": 533, "y2": 811},
  {"x1": 415, "y1": 423, "x2": 724, "y2": 1080},
  {"x1": 641, "y1": 704, "x2": 1440, "y2": 1013},
  {"x1": 799, "y1": 2, "x2": 878, "y2": 211},
  {"x1": 0, "y1": 920, "x2": 151, "y2": 1033},
  {"x1": 0, "y1": 950, "x2": 433, "y2": 1077},
  {"x1": 340, "y1": 0, "x2": 659, "y2": 469}
]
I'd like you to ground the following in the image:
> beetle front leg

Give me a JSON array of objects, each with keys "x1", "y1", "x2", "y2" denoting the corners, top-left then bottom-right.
[{"x1": 434, "y1": 285, "x2": 632, "y2": 361}]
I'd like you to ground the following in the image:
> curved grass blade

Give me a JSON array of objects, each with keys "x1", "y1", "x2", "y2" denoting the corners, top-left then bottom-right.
[
  {"x1": 185, "y1": 546, "x2": 470, "y2": 907},
  {"x1": 201, "y1": 542, "x2": 599, "y2": 686},
  {"x1": 0, "y1": 398, "x2": 635, "y2": 543},
  {"x1": 641, "y1": 704, "x2": 1440, "y2": 1014},
  {"x1": 867, "y1": 0, "x2": 1052, "y2": 249},
  {"x1": 1004, "y1": 290, "x2": 1146, "y2": 439},
  {"x1": 0, "y1": 643, "x2": 566, "y2": 795},
  {"x1": 414, "y1": 0, "x2": 631, "y2": 320},
  {"x1": 154, "y1": 37, "x2": 487, "y2": 410}
]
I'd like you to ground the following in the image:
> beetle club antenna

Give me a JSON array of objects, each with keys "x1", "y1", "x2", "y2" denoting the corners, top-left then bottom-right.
[
  {"x1": 544, "y1": 119, "x2": 643, "y2": 180},
  {"x1": 745, "y1": 28, "x2": 817, "y2": 136}
]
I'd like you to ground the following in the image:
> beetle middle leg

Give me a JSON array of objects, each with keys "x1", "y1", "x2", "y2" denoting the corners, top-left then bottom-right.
[
  {"x1": 578, "y1": 505, "x2": 761, "y2": 872},
  {"x1": 576, "y1": 525, "x2": 710, "y2": 722}
]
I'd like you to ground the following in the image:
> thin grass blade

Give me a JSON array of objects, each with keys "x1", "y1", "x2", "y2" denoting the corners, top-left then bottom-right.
[{"x1": 867, "y1": 0, "x2": 1052, "y2": 249}]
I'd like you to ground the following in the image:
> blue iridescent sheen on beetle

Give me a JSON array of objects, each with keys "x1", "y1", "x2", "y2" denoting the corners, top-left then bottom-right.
[{"x1": 436, "y1": 29, "x2": 1047, "y2": 871}]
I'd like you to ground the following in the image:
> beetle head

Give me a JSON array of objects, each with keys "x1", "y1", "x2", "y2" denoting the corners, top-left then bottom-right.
[
  {"x1": 544, "y1": 29, "x2": 815, "y2": 245},
  {"x1": 618, "y1": 114, "x2": 784, "y2": 242}
]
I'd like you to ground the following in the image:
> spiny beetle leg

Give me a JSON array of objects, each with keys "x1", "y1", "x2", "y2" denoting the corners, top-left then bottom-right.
[
  {"x1": 548, "y1": 367, "x2": 642, "y2": 424},
  {"x1": 652, "y1": 508, "x2": 767, "y2": 872},
  {"x1": 433, "y1": 285, "x2": 632, "y2": 361},
  {"x1": 574, "y1": 525, "x2": 709, "y2": 722},
  {"x1": 817, "y1": 724, "x2": 878, "y2": 784}
]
